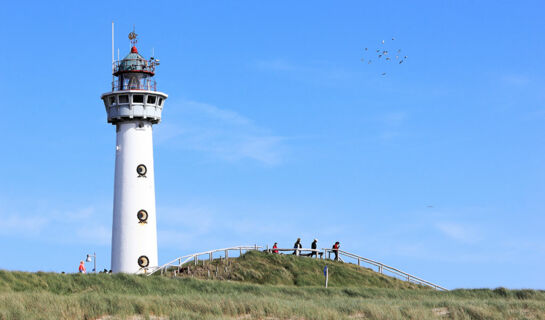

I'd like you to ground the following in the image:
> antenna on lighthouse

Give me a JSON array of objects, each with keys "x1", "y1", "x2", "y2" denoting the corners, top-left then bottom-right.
[
  {"x1": 111, "y1": 22, "x2": 114, "y2": 65},
  {"x1": 111, "y1": 21, "x2": 115, "y2": 83}
]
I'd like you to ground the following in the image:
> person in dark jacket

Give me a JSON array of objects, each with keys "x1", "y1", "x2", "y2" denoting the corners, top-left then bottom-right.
[
  {"x1": 331, "y1": 241, "x2": 340, "y2": 261},
  {"x1": 293, "y1": 238, "x2": 302, "y2": 255},
  {"x1": 310, "y1": 239, "x2": 318, "y2": 257}
]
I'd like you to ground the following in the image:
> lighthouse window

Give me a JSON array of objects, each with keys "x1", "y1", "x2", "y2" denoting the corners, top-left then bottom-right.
[
  {"x1": 119, "y1": 95, "x2": 129, "y2": 104},
  {"x1": 138, "y1": 255, "x2": 150, "y2": 268},
  {"x1": 109, "y1": 96, "x2": 116, "y2": 105},
  {"x1": 147, "y1": 96, "x2": 156, "y2": 104},
  {"x1": 158, "y1": 98, "x2": 163, "y2": 106},
  {"x1": 137, "y1": 210, "x2": 148, "y2": 223},
  {"x1": 136, "y1": 164, "x2": 147, "y2": 176},
  {"x1": 133, "y1": 95, "x2": 144, "y2": 103}
]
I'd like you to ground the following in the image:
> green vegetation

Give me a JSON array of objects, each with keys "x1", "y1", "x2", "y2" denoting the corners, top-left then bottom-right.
[
  {"x1": 168, "y1": 250, "x2": 425, "y2": 289},
  {"x1": 0, "y1": 251, "x2": 543, "y2": 319}
]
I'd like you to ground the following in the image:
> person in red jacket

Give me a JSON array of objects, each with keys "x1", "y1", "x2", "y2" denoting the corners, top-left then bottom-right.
[
  {"x1": 331, "y1": 241, "x2": 340, "y2": 261},
  {"x1": 78, "y1": 261, "x2": 86, "y2": 274},
  {"x1": 272, "y1": 242, "x2": 279, "y2": 254}
]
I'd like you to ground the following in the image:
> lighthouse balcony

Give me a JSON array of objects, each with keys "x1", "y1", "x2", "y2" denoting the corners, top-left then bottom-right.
[
  {"x1": 112, "y1": 78, "x2": 157, "y2": 92},
  {"x1": 101, "y1": 91, "x2": 168, "y2": 124},
  {"x1": 113, "y1": 58, "x2": 156, "y2": 76}
]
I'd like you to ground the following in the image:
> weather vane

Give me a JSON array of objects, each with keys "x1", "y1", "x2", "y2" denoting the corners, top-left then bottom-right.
[{"x1": 128, "y1": 26, "x2": 138, "y2": 47}]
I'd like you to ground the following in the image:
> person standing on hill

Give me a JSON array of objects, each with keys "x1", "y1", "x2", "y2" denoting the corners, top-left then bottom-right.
[
  {"x1": 310, "y1": 239, "x2": 318, "y2": 257},
  {"x1": 78, "y1": 261, "x2": 86, "y2": 274},
  {"x1": 293, "y1": 238, "x2": 302, "y2": 255},
  {"x1": 331, "y1": 241, "x2": 340, "y2": 261},
  {"x1": 272, "y1": 242, "x2": 279, "y2": 254}
]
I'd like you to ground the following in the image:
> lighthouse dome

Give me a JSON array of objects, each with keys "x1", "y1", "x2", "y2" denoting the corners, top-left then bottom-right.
[{"x1": 118, "y1": 46, "x2": 149, "y2": 73}]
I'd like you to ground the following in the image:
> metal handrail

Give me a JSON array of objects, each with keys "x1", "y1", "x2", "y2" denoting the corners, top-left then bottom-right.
[
  {"x1": 111, "y1": 78, "x2": 157, "y2": 92},
  {"x1": 148, "y1": 244, "x2": 447, "y2": 291},
  {"x1": 266, "y1": 248, "x2": 322, "y2": 256},
  {"x1": 113, "y1": 59, "x2": 156, "y2": 75},
  {"x1": 322, "y1": 249, "x2": 447, "y2": 291},
  {"x1": 148, "y1": 245, "x2": 262, "y2": 276}
]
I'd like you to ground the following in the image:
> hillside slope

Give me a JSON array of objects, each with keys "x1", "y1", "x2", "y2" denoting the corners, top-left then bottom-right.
[{"x1": 165, "y1": 250, "x2": 427, "y2": 289}]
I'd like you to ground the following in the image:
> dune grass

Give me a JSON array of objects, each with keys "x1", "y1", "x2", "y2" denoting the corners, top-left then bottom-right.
[
  {"x1": 169, "y1": 250, "x2": 426, "y2": 289},
  {"x1": 0, "y1": 252, "x2": 543, "y2": 319}
]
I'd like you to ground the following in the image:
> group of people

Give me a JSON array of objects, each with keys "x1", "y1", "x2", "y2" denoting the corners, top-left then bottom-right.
[{"x1": 271, "y1": 239, "x2": 341, "y2": 260}]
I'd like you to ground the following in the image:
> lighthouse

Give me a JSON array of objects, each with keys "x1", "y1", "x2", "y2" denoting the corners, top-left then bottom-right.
[{"x1": 101, "y1": 31, "x2": 167, "y2": 273}]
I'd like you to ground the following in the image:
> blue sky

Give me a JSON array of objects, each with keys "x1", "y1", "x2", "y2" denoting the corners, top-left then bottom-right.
[{"x1": 1, "y1": 1, "x2": 544, "y2": 289}]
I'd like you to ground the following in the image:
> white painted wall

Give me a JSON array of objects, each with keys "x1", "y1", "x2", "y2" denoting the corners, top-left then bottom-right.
[{"x1": 111, "y1": 120, "x2": 158, "y2": 273}]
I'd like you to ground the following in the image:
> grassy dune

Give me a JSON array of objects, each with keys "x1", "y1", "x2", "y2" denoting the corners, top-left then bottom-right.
[
  {"x1": 0, "y1": 252, "x2": 543, "y2": 319},
  {"x1": 167, "y1": 250, "x2": 426, "y2": 289}
]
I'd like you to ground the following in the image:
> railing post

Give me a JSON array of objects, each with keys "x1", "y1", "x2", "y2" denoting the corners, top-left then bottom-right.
[
  {"x1": 240, "y1": 248, "x2": 242, "y2": 256},
  {"x1": 194, "y1": 255, "x2": 198, "y2": 266},
  {"x1": 225, "y1": 250, "x2": 229, "y2": 261},
  {"x1": 358, "y1": 258, "x2": 360, "y2": 266},
  {"x1": 209, "y1": 252, "x2": 213, "y2": 262}
]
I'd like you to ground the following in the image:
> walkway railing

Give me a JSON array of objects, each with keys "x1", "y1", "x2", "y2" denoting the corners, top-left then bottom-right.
[
  {"x1": 265, "y1": 248, "x2": 323, "y2": 257},
  {"x1": 146, "y1": 245, "x2": 447, "y2": 291},
  {"x1": 147, "y1": 245, "x2": 262, "y2": 276},
  {"x1": 322, "y1": 249, "x2": 448, "y2": 291}
]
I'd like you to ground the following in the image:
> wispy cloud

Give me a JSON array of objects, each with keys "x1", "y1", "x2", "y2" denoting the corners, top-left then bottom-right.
[
  {"x1": 381, "y1": 111, "x2": 407, "y2": 127},
  {"x1": 0, "y1": 215, "x2": 48, "y2": 235},
  {"x1": 499, "y1": 74, "x2": 530, "y2": 87},
  {"x1": 375, "y1": 111, "x2": 408, "y2": 141},
  {"x1": 156, "y1": 100, "x2": 286, "y2": 166},
  {"x1": 0, "y1": 202, "x2": 111, "y2": 246},
  {"x1": 254, "y1": 59, "x2": 296, "y2": 72},
  {"x1": 75, "y1": 225, "x2": 111, "y2": 246},
  {"x1": 252, "y1": 59, "x2": 355, "y2": 85},
  {"x1": 436, "y1": 222, "x2": 479, "y2": 243}
]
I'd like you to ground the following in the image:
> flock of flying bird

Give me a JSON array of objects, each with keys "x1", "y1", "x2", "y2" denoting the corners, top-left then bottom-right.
[{"x1": 361, "y1": 38, "x2": 407, "y2": 76}]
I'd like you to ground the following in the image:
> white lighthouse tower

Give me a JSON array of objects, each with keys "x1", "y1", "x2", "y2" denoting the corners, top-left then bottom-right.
[{"x1": 101, "y1": 31, "x2": 168, "y2": 273}]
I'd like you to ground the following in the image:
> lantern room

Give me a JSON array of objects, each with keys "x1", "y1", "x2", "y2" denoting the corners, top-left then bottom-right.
[{"x1": 111, "y1": 31, "x2": 160, "y2": 91}]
